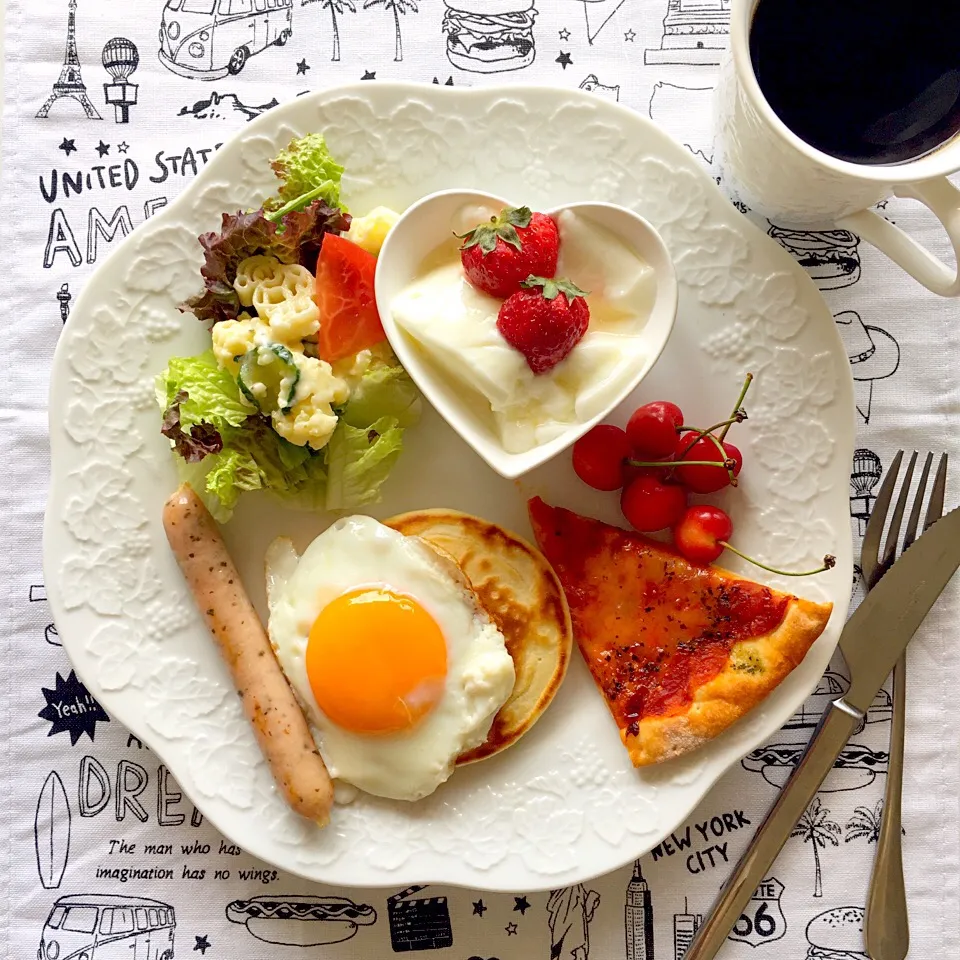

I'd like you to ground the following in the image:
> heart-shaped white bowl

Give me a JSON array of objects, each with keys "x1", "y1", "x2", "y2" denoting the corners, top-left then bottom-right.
[{"x1": 375, "y1": 189, "x2": 678, "y2": 479}]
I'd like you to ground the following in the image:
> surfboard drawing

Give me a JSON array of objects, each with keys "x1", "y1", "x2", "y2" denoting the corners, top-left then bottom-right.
[{"x1": 35, "y1": 770, "x2": 71, "y2": 889}]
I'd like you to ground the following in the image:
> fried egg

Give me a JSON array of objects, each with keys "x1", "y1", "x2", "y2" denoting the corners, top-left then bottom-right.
[{"x1": 265, "y1": 516, "x2": 516, "y2": 801}]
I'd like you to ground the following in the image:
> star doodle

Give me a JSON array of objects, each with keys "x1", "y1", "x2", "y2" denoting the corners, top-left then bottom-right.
[
  {"x1": 505, "y1": 922, "x2": 518, "y2": 936},
  {"x1": 362, "y1": 69, "x2": 376, "y2": 80},
  {"x1": 513, "y1": 896, "x2": 531, "y2": 915},
  {"x1": 559, "y1": 28, "x2": 571, "y2": 41},
  {"x1": 472, "y1": 899, "x2": 488, "y2": 917},
  {"x1": 296, "y1": 58, "x2": 311, "y2": 75},
  {"x1": 96, "y1": 140, "x2": 110, "y2": 158},
  {"x1": 625, "y1": 28, "x2": 637, "y2": 41},
  {"x1": 117, "y1": 141, "x2": 129, "y2": 154},
  {"x1": 876, "y1": 200, "x2": 889, "y2": 210},
  {"x1": 38, "y1": 670, "x2": 110, "y2": 745},
  {"x1": 556, "y1": 51, "x2": 573, "y2": 70},
  {"x1": 58, "y1": 138, "x2": 77, "y2": 156},
  {"x1": 194, "y1": 935, "x2": 211, "y2": 955},
  {"x1": 432, "y1": 76, "x2": 454, "y2": 86}
]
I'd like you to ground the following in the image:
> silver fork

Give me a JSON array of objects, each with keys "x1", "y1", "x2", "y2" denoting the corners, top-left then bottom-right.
[{"x1": 861, "y1": 450, "x2": 948, "y2": 960}]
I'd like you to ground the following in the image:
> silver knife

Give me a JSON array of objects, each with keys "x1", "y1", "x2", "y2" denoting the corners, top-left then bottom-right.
[{"x1": 684, "y1": 506, "x2": 960, "y2": 960}]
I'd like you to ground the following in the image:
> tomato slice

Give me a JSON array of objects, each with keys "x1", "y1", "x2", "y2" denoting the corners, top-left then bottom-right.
[{"x1": 314, "y1": 234, "x2": 386, "y2": 363}]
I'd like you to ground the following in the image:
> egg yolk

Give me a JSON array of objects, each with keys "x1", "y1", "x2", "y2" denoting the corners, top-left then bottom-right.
[{"x1": 306, "y1": 588, "x2": 448, "y2": 735}]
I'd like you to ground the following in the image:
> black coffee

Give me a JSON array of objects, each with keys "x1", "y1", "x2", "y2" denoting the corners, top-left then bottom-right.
[{"x1": 750, "y1": 0, "x2": 960, "y2": 165}]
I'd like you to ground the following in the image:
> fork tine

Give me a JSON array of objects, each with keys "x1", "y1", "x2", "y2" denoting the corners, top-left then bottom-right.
[
  {"x1": 861, "y1": 449, "x2": 903, "y2": 587},
  {"x1": 924, "y1": 453, "x2": 949, "y2": 529},
  {"x1": 903, "y1": 453, "x2": 933, "y2": 550},
  {"x1": 880, "y1": 451, "x2": 918, "y2": 573}
]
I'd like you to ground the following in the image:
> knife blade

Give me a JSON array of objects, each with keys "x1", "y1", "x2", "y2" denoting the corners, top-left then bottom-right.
[
  {"x1": 683, "y1": 506, "x2": 960, "y2": 960},
  {"x1": 840, "y1": 505, "x2": 960, "y2": 713}
]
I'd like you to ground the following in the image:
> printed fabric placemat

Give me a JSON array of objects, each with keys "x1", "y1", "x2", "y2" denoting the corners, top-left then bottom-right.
[{"x1": 1, "y1": 1, "x2": 958, "y2": 958}]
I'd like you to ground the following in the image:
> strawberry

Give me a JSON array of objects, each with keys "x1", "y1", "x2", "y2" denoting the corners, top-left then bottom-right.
[
  {"x1": 458, "y1": 206, "x2": 559, "y2": 299},
  {"x1": 496, "y1": 276, "x2": 590, "y2": 375}
]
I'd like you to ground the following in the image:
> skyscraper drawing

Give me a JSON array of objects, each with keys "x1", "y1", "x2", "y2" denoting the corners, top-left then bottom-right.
[
  {"x1": 37, "y1": 0, "x2": 103, "y2": 120},
  {"x1": 673, "y1": 900, "x2": 703, "y2": 960},
  {"x1": 625, "y1": 861, "x2": 655, "y2": 960}
]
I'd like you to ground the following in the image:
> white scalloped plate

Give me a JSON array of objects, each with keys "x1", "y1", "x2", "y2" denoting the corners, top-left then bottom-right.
[{"x1": 44, "y1": 83, "x2": 855, "y2": 891}]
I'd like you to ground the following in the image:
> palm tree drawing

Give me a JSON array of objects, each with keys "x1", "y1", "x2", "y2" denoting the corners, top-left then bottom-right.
[
  {"x1": 790, "y1": 797, "x2": 841, "y2": 898},
  {"x1": 363, "y1": 0, "x2": 418, "y2": 62},
  {"x1": 845, "y1": 801, "x2": 883, "y2": 844},
  {"x1": 303, "y1": 0, "x2": 357, "y2": 61}
]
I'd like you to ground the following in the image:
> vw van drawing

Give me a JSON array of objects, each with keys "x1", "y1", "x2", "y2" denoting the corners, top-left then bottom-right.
[
  {"x1": 159, "y1": 0, "x2": 293, "y2": 80},
  {"x1": 38, "y1": 894, "x2": 176, "y2": 960}
]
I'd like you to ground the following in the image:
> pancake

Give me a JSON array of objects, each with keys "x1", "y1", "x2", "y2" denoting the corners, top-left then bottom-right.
[{"x1": 385, "y1": 509, "x2": 572, "y2": 764}]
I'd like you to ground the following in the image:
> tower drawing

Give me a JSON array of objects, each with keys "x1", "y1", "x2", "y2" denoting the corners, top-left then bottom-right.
[
  {"x1": 37, "y1": 0, "x2": 103, "y2": 120},
  {"x1": 673, "y1": 899, "x2": 702, "y2": 960},
  {"x1": 626, "y1": 861, "x2": 655, "y2": 960}
]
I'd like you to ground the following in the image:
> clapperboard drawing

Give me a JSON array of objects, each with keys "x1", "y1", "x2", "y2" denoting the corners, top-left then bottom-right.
[{"x1": 387, "y1": 886, "x2": 453, "y2": 952}]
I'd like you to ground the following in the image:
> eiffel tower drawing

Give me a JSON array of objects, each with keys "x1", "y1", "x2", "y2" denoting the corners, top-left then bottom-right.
[{"x1": 37, "y1": 0, "x2": 102, "y2": 120}]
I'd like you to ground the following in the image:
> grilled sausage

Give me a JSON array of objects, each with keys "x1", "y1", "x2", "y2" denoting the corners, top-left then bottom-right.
[{"x1": 162, "y1": 484, "x2": 333, "y2": 825}]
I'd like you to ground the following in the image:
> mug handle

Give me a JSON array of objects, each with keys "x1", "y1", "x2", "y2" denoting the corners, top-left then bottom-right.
[{"x1": 837, "y1": 177, "x2": 960, "y2": 297}]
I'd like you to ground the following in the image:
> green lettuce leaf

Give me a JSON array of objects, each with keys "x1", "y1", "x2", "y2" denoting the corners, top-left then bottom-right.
[
  {"x1": 202, "y1": 418, "x2": 328, "y2": 515},
  {"x1": 157, "y1": 352, "x2": 254, "y2": 431},
  {"x1": 340, "y1": 363, "x2": 422, "y2": 429},
  {"x1": 158, "y1": 352, "x2": 328, "y2": 520},
  {"x1": 323, "y1": 360, "x2": 421, "y2": 511},
  {"x1": 268, "y1": 134, "x2": 346, "y2": 215},
  {"x1": 325, "y1": 416, "x2": 405, "y2": 512}
]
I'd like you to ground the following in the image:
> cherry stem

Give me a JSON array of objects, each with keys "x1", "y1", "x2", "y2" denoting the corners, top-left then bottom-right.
[
  {"x1": 628, "y1": 459, "x2": 736, "y2": 469},
  {"x1": 673, "y1": 427, "x2": 739, "y2": 487},
  {"x1": 718, "y1": 372, "x2": 754, "y2": 442},
  {"x1": 718, "y1": 542, "x2": 837, "y2": 577}
]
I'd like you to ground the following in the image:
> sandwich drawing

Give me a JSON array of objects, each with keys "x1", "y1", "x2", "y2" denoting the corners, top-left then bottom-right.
[
  {"x1": 443, "y1": 0, "x2": 537, "y2": 73},
  {"x1": 225, "y1": 895, "x2": 377, "y2": 946},
  {"x1": 767, "y1": 225, "x2": 862, "y2": 290},
  {"x1": 805, "y1": 906, "x2": 869, "y2": 960}
]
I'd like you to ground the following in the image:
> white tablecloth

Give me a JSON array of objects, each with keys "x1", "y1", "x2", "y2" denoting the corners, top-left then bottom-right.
[{"x1": 2, "y1": 1, "x2": 958, "y2": 958}]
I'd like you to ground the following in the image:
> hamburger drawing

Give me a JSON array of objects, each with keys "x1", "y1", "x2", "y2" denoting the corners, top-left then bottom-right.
[
  {"x1": 225, "y1": 895, "x2": 376, "y2": 946},
  {"x1": 806, "y1": 906, "x2": 868, "y2": 960},
  {"x1": 443, "y1": 0, "x2": 537, "y2": 73},
  {"x1": 767, "y1": 225, "x2": 862, "y2": 290}
]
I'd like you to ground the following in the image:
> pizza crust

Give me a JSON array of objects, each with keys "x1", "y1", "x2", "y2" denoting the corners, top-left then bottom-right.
[{"x1": 623, "y1": 596, "x2": 832, "y2": 766}]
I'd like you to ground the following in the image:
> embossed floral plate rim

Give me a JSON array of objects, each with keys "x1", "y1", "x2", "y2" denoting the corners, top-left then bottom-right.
[{"x1": 44, "y1": 82, "x2": 855, "y2": 891}]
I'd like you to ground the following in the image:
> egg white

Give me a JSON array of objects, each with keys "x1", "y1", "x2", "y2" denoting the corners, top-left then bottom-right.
[{"x1": 266, "y1": 516, "x2": 515, "y2": 802}]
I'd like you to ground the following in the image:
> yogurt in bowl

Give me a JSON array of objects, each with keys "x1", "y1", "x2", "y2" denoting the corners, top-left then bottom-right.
[{"x1": 375, "y1": 190, "x2": 678, "y2": 478}]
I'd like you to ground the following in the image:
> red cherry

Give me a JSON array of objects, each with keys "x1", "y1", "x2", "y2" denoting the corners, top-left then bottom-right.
[
  {"x1": 673, "y1": 505, "x2": 734, "y2": 564},
  {"x1": 572, "y1": 425, "x2": 632, "y2": 491},
  {"x1": 674, "y1": 437, "x2": 743, "y2": 493},
  {"x1": 626, "y1": 401, "x2": 684, "y2": 460},
  {"x1": 621, "y1": 474, "x2": 688, "y2": 532}
]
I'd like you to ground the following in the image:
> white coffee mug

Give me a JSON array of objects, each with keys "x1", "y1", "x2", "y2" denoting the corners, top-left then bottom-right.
[{"x1": 715, "y1": 0, "x2": 960, "y2": 297}]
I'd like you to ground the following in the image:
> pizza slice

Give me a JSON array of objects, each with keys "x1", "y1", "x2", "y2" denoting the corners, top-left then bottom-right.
[{"x1": 528, "y1": 497, "x2": 833, "y2": 766}]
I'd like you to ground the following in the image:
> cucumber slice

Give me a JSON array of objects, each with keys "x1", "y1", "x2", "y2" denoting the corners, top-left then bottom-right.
[{"x1": 237, "y1": 345, "x2": 300, "y2": 415}]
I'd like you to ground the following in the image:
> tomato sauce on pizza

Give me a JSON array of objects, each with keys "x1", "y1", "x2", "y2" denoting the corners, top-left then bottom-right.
[{"x1": 528, "y1": 498, "x2": 832, "y2": 765}]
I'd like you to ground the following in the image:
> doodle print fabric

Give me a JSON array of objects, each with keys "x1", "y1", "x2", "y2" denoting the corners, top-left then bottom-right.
[{"x1": 1, "y1": 2, "x2": 959, "y2": 959}]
